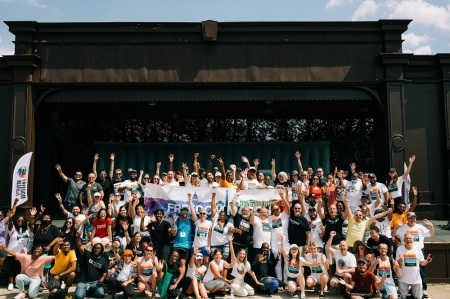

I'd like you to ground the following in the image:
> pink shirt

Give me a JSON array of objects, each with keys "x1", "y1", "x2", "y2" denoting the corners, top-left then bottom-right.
[{"x1": 16, "y1": 253, "x2": 55, "y2": 278}]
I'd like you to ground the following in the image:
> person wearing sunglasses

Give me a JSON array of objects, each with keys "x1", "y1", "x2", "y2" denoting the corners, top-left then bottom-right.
[
  {"x1": 137, "y1": 245, "x2": 160, "y2": 299},
  {"x1": 55, "y1": 163, "x2": 85, "y2": 211},
  {"x1": 189, "y1": 193, "x2": 213, "y2": 265}
]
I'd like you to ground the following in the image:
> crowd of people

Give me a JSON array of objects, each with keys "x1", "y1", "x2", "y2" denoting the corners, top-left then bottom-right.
[{"x1": 0, "y1": 151, "x2": 435, "y2": 299}]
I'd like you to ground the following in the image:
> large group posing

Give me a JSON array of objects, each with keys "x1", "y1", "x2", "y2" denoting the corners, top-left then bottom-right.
[{"x1": 0, "y1": 152, "x2": 434, "y2": 299}]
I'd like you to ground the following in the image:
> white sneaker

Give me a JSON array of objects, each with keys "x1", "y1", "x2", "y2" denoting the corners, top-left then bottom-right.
[
  {"x1": 300, "y1": 292, "x2": 306, "y2": 299},
  {"x1": 7, "y1": 283, "x2": 13, "y2": 291},
  {"x1": 13, "y1": 293, "x2": 25, "y2": 299},
  {"x1": 61, "y1": 282, "x2": 66, "y2": 290}
]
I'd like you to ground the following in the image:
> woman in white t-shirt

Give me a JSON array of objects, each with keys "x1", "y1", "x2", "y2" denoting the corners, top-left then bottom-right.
[
  {"x1": 229, "y1": 248, "x2": 264, "y2": 296},
  {"x1": 279, "y1": 234, "x2": 306, "y2": 299},
  {"x1": 137, "y1": 244, "x2": 159, "y2": 299},
  {"x1": 203, "y1": 236, "x2": 236, "y2": 297},
  {"x1": 189, "y1": 193, "x2": 213, "y2": 265},
  {"x1": 186, "y1": 248, "x2": 209, "y2": 299},
  {"x1": 210, "y1": 192, "x2": 234, "y2": 260},
  {"x1": 129, "y1": 201, "x2": 151, "y2": 237}
]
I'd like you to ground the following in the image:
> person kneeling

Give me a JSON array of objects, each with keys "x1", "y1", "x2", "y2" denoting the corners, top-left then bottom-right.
[
  {"x1": 339, "y1": 258, "x2": 386, "y2": 299},
  {"x1": 108, "y1": 249, "x2": 137, "y2": 299},
  {"x1": 48, "y1": 238, "x2": 77, "y2": 299}
]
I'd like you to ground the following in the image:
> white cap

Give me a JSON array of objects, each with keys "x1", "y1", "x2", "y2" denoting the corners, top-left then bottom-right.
[{"x1": 215, "y1": 172, "x2": 222, "y2": 177}]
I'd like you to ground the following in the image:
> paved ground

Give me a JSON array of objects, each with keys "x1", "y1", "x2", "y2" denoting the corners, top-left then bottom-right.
[
  {"x1": 0, "y1": 219, "x2": 448, "y2": 298},
  {"x1": 0, "y1": 284, "x2": 449, "y2": 299}
]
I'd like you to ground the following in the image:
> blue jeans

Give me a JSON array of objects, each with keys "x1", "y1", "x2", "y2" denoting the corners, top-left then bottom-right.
[
  {"x1": 75, "y1": 281, "x2": 105, "y2": 299},
  {"x1": 259, "y1": 276, "x2": 282, "y2": 294}
]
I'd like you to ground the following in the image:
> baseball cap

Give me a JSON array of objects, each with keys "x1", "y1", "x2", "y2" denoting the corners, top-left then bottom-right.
[
  {"x1": 357, "y1": 258, "x2": 367, "y2": 264},
  {"x1": 215, "y1": 172, "x2": 222, "y2": 177},
  {"x1": 361, "y1": 195, "x2": 370, "y2": 201},
  {"x1": 129, "y1": 169, "x2": 137, "y2": 173},
  {"x1": 290, "y1": 244, "x2": 299, "y2": 250},
  {"x1": 389, "y1": 167, "x2": 396, "y2": 173},
  {"x1": 94, "y1": 192, "x2": 101, "y2": 197},
  {"x1": 248, "y1": 167, "x2": 256, "y2": 171},
  {"x1": 191, "y1": 172, "x2": 198, "y2": 176},
  {"x1": 195, "y1": 253, "x2": 203, "y2": 260},
  {"x1": 407, "y1": 212, "x2": 417, "y2": 218},
  {"x1": 161, "y1": 172, "x2": 167, "y2": 176},
  {"x1": 290, "y1": 170, "x2": 299, "y2": 176},
  {"x1": 180, "y1": 206, "x2": 189, "y2": 212}
]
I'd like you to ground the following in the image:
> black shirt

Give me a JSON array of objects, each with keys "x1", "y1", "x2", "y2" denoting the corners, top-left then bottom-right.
[
  {"x1": 367, "y1": 234, "x2": 393, "y2": 257},
  {"x1": 33, "y1": 224, "x2": 60, "y2": 251},
  {"x1": 80, "y1": 250, "x2": 108, "y2": 283},
  {"x1": 126, "y1": 241, "x2": 145, "y2": 258},
  {"x1": 322, "y1": 214, "x2": 345, "y2": 245},
  {"x1": 252, "y1": 253, "x2": 279, "y2": 278},
  {"x1": 114, "y1": 215, "x2": 132, "y2": 237},
  {"x1": 146, "y1": 220, "x2": 172, "y2": 249},
  {"x1": 232, "y1": 213, "x2": 253, "y2": 246},
  {"x1": 287, "y1": 214, "x2": 310, "y2": 246}
]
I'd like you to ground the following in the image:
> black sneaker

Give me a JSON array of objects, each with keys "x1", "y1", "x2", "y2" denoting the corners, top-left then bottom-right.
[
  {"x1": 320, "y1": 293, "x2": 325, "y2": 298},
  {"x1": 314, "y1": 285, "x2": 320, "y2": 294}
]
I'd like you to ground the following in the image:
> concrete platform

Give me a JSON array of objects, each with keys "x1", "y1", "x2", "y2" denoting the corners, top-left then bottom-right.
[{"x1": 0, "y1": 283, "x2": 449, "y2": 299}]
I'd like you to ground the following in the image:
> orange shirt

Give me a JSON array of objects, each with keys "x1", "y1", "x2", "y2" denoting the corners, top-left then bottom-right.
[{"x1": 219, "y1": 179, "x2": 236, "y2": 188}]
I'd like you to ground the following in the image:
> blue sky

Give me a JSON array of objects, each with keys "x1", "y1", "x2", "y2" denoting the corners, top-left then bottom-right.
[{"x1": 0, "y1": 0, "x2": 449, "y2": 56}]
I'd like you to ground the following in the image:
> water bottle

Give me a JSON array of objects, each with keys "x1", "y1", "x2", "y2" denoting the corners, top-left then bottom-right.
[{"x1": 230, "y1": 288, "x2": 234, "y2": 299}]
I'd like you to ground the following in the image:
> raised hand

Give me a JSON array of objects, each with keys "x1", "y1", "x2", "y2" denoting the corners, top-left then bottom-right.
[
  {"x1": 410, "y1": 155, "x2": 416, "y2": 163},
  {"x1": 217, "y1": 158, "x2": 224, "y2": 166},
  {"x1": 194, "y1": 153, "x2": 199, "y2": 158},
  {"x1": 241, "y1": 156, "x2": 249, "y2": 163},
  {"x1": 412, "y1": 186, "x2": 417, "y2": 196},
  {"x1": 110, "y1": 153, "x2": 115, "y2": 160},
  {"x1": 168, "y1": 154, "x2": 174, "y2": 162},
  {"x1": 156, "y1": 162, "x2": 161, "y2": 167},
  {"x1": 55, "y1": 164, "x2": 62, "y2": 171},
  {"x1": 423, "y1": 219, "x2": 433, "y2": 227},
  {"x1": 295, "y1": 151, "x2": 301, "y2": 159},
  {"x1": 30, "y1": 207, "x2": 37, "y2": 216},
  {"x1": 271, "y1": 159, "x2": 275, "y2": 166},
  {"x1": 210, "y1": 154, "x2": 215, "y2": 160},
  {"x1": 253, "y1": 158, "x2": 260, "y2": 167},
  {"x1": 94, "y1": 153, "x2": 99, "y2": 161}
]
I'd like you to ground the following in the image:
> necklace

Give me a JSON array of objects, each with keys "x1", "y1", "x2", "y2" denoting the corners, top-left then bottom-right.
[{"x1": 41, "y1": 225, "x2": 50, "y2": 235}]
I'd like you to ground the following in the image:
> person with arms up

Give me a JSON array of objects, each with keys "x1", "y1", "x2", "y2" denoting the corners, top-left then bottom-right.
[
  {"x1": 74, "y1": 231, "x2": 108, "y2": 299},
  {"x1": 0, "y1": 243, "x2": 54, "y2": 299}
]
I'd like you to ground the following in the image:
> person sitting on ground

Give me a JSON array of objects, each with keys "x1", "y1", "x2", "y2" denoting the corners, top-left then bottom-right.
[
  {"x1": 88, "y1": 208, "x2": 113, "y2": 249},
  {"x1": 137, "y1": 243, "x2": 160, "y2": 299},
  {"x1": 203, "y1": 235, "x2": 236, "y2": 298},
  {"x1": 229, "y1": 247, "x2": 264, "y2": 297},
  {"x1": 251, "y1": 242, "x2": 282, "y2": 296},
  {"x1": 108, "y1": 249, "x2": 138, "y2": 299},
  {"x1": 74, "y1": 231, "x2": 108, "y2": 299},
  {"x1": 47, "y1": 238, "x2": 77, "y2": 299},
  {"x1": 338, "y1": 258, "x2": 386, "y2": 299},
  {"x1": 186, "y1": 248, "x2": 209, "y2": 299},
  {"x1": 0, "y1": 243, "x2": 54, "y2": 299},
  {"x1": 279, "y1": 234, "x2": 306, "y2": 299},
  {"x1": 158, "y1": 250, "x2": 192, "y2": 299},
  {"x1": 304, "y1": 242, "x2": 329, "y2": 298},
  {"x1": 325, "y1": 231, "x2": 356, "y2": 293}
]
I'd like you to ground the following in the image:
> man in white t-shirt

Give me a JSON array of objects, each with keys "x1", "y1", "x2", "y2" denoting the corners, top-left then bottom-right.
[
  {"x1": 341, "y1": 173, "x2": 363, "y2": 213},
  {"x1": 305, "y1": 207, "x2": 324, "y2": 251},
  {"x1": 250, "y1": 204, "x2": 272, "y2": 258},
  {"x1": 325, "y1": 231, "x2": 356, "y2": 292},
  {"x1": 363, "y1": 173, "x2": 389, "y2": 206},
  {"x1": 242, "y1": 167, "x2": 259, "y2": 190},
  {"x1": 369, "y1": 243, "x2": 401, "y2": 299},
  {"x1": 392, "y1": 212, "x2": 434, "y2": 297},
  {"x1": 396, "y1": 233, "x2": 432, "y2": 299},
  {"x1": 118, "y1": 169, "x2": 140, "y2": 201},
  {"x1": 268, "y1": 190, "x2": 290, "y2": 282}
]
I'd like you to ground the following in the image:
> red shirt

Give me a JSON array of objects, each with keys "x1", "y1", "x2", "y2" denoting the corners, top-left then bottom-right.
[
  {"x1": 352, "y1": 270, "x2": 378, "y2": 293},
  {"x1": 92, "y1": 218, "x2": 112, "y2": 238}
]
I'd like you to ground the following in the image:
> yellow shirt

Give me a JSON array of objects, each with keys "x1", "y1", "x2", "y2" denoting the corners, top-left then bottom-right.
[
  {"x1": 50, "y1": 249, "x2": 77, "y2": 275},
  {"x1": 345, "y1": 216, "x2": 369, "y2": 249},
  {"x1": 219, "y1": 178, "x2": 236, "y2": 188}
]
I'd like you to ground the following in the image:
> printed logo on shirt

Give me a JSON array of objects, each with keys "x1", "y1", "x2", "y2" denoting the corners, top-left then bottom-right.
[
  {"x1": 369, "y1": 188, "x2": 381, "y2": 200},
  {"x1": 140, "y1": 262, "x2": 154, "y2": 276},
  {"x1": 197, "y1": 225, "x2": 209, "y2": 237},
  {"x1": 387, "y1": 182, "x2": 398, "y2": 192},
  {"x1": 262, "y1": 221, "x2": 272, "y2": 232},
  {"x1": 288, "y1": 260, "x2": 300, "y2": 274},
  {"x1": 309, "y1": 221, "x2": 317, "y2": 231},
  {"x1": 238, "y1": 220, "x2": 250, "y2": 233},
  {"x1": 237, "y1": 264, "x2": 245, "y2": 275},
  {"x1": 214, "y1": 222, "x2": 225, "y2": 234},
  {"x1": 403, "y1": 252, "x2": 417, "y2": 267},
  {"x1": 311, "y1": 261, "x2": 322, "y2": 273},
  {"x1": 406, "y1": 229, "x2": 420, "y2": 242},
  {"x1": 271, "y1": 217, "x2": 282, "y2": 229},
  {"x1": 194, "y1": 267, "x2": 206, "y2": 281},
  {"x1": 378, "y1": 264, "x2": 391, "y2": 278},
  {"x1": 89, "y1": 258, "x2": 103, "y2": 269},
  {"x1": 337, "y1": 259, "x2": 347, "y2": 269}
]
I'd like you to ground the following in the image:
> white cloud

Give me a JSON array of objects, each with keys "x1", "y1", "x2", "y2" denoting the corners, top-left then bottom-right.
[
  {"x1": 402, "y1": 32, "x2": 431, "y2": 48},
  {"x1": 28, "y1": 0, "x2": 47, "y2": 8},
  {"x1": 352, "y1": 0, "x2": 378, "y2": 20},
  {"x1": 326, "y1": 0, "x2": 347, "y2": 9},
  {"x1": 0, "y1": 47, "x2": 14, "y2": 56},
  {"x1": 413, "y1": 45, "x2": 432, "y2": 54},
  {"x1": 387, "y1": 0, "x2": 450, "y2": 31}
]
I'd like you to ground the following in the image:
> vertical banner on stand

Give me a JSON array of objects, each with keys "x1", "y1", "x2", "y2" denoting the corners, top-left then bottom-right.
[
  {"x1": 11, "y1": 152, "x2": 33, "y2": 208},
  {"x1": 403, "y1": 162, "x2": 411, "y2": 207}
]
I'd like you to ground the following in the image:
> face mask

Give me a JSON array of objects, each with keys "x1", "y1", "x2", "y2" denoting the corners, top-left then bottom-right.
[{"x1": 42, "y1": 219, "x2": 51, "y2": 225}]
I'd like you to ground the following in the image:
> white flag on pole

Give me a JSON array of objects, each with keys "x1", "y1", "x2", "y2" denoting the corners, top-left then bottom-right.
[{"x1": 11, "y1": 152, "x2": 33, "y2": 208}]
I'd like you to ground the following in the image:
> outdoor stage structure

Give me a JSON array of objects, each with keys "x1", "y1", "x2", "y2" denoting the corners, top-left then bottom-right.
[{"x1": 0, "y1": 20, "x2": 450, "y2": 281}]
